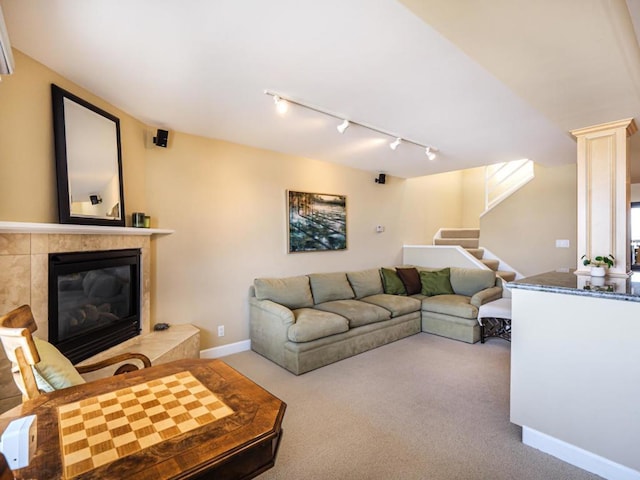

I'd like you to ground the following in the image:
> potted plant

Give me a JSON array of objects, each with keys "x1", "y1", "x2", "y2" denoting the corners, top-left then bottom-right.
[{"x1": 581, "y1": 254, "x2": 615, "y2": 277}]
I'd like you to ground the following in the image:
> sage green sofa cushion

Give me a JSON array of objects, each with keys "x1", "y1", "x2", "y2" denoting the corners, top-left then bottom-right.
[
  {"x1": 309, "y1": 272, "x2": 355, "y2": 304},
  {"x1": 347, "y1": 269, "x2": 383, "y2": 299},
  {"x1": 419, "y1": 268, "x2": 455, "y2": 296},
  {"x1": 254, "y1": 275, "x2": 314, "y2": 309},
  {"x1": 421, "y1": 294, "x2": 479, "y2": 319},
  {"x1": 314, "y1": 299, "x2": 390, "y2": 328},
  {"x1": 360, "y1": 294, "x2": 421, "y2": 318},
  {"x1": 380, "y1": 268, "x2": 406, "y2": 295},
  {"x1": 288, "y1": 308, "x2": 349, "y2": 343},
  {"x1": 449, "y1": 268, "x2": 496, "y2": 297}
]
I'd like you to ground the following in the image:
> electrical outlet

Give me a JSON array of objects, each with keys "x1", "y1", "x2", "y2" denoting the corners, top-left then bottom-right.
[
  {"x1": 217, "y1": 325, "x2": 224, "y2": 337},
  {"x1": 555, "y1": 239, "x2": 570, "y2": 248}
]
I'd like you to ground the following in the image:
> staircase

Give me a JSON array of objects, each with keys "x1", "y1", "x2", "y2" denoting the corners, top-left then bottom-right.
[{"x1": 433, "y1": 228, "x2": 516, "y2": 282}]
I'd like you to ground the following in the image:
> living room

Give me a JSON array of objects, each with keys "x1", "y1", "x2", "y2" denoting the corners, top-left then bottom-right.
[{"x1": 1, "y1": 2, "x2": 640, "y2": 479}]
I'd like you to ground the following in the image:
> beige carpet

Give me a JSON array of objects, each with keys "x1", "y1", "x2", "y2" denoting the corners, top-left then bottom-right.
[{"x1": 223, "y1": 333, "x2": 602, "y2": 480}]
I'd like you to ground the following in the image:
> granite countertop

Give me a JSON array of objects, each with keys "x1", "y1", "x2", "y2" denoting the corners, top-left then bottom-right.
[{"x1": 509, "y1": 270, "x2": 640, "y2": 302}]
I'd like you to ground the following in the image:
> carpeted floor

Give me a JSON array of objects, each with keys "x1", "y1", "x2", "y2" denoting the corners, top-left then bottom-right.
[{"x1": 223, "y1": 333, "x2": 602, "y2": 480}]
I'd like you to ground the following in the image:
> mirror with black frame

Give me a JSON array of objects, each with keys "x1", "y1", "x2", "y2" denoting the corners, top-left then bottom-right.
[{"x1": 51, "y1": 84, "x2": 126, "y2": 226}]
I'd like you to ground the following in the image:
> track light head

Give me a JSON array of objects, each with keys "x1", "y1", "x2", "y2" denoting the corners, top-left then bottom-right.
[
  {"x1": 390, "y1": 138, "x2": 401, "y2": 150},
  {"x1": 425, "y1": 146, "x2": 436, "y2": 161},
  {"x1": 273, "y1": 95, "x2": 289, "y2": 114},
  {"x1": 337, "y1": 119, "x2": 349, "y2": 134}
]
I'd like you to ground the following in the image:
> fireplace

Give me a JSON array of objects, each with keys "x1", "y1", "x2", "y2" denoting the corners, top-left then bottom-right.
[{"x1": 48, "y1": 249, "x2": 141, "y2": 363}]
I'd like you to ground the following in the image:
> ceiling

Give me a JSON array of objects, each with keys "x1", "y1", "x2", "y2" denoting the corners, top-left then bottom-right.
[{"x1": 2, "y1": 0, "x2": 640, "y2": 180}]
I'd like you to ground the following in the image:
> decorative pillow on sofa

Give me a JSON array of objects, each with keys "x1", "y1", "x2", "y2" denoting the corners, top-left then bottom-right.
[
  {"x1": 419, "y1": 268, "x2": 455, "y2": 296},
  {"x1": 380, "y1": 268, "x2": 407, "y2": 295},
  {"x1": 254, "y1": 276, "x2": 314, "y2": 309},
  {"x1": 308, "y1": 272, "x2": 355, "y2": 304},
  {"x1": 396, "y1": 267, "x2": 421, "y2": 295}
]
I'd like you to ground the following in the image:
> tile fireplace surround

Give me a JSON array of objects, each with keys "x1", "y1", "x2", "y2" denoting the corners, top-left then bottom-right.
[{"x1": 0, "y1": 222, "x2": 174, "y2": 412}]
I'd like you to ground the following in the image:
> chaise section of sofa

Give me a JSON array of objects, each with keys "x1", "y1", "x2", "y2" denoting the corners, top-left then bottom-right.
[
  {"x1": 416, "y1": 267, "x2": 502, "y2": 343},
  {"x1": 249, "y1": 270, "x2": 421, "y2": 375}
]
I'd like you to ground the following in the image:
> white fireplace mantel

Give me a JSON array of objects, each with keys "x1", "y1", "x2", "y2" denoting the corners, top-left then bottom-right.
[{"x1": 0, "y1": 221, "x2": 174, "y2": 236}]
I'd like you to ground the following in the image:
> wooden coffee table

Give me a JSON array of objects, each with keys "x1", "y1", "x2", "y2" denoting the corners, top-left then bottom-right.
[{"x1": 0, "y1": 359, "x2": 285, "y2": 479}]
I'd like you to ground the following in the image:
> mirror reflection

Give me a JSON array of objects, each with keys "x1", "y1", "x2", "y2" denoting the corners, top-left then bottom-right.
[
  {"x1": 64, "y1": 98, "x2": 121, "y2": 219},
  {"x1": 52, "y1": 85, "x2": 125, "y2": 227}
]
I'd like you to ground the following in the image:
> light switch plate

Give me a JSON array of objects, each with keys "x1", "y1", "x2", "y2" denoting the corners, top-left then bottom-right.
[{"x1": 555, "y1": 239, "x2": 570, "y2": 248}]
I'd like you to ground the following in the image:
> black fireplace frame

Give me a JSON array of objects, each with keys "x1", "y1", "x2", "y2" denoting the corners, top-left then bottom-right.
[{"x1": 48, "y1": 248, "x2": 141, "y2": 364}]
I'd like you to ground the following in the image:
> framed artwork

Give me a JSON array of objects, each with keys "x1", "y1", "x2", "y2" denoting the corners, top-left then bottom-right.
[{"x1": 287, "y1": 190, "x2": 347, "y2": 252}]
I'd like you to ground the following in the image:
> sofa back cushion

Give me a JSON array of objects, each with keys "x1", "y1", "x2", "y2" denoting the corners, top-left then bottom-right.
[
  {"x1": 309, "y1": 272, "x2": 355, "y2": 304},
  {"x1": 449, "y1": 268, "x2": 496, "y2": 296},
  {"x1": 254, "y1": 276, "x2": 314, "y2": 309},
  {"x1": 346, "y1": 269, "x2": 383, "y2": 299},
  {"x1": 380, "y1": 268, "x2": 407, "y2": 295}
]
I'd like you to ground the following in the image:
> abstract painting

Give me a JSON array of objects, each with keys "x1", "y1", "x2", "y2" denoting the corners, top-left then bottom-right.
[{"x1": 287, "y1": 190, "x2": 347, "y2": 252}]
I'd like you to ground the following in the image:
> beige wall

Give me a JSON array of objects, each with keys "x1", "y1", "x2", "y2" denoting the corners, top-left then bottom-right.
[
  {"x1": 144, "y1": 132, "x2": 464, "y2": 348},
  {"x1": 461, "y1": 166, "x2": 484, "y2": 228},
  {"x1": 0, "y1": 50, "x2": 147, "y2": 223},
  {"x1": 401, "y1": 171, "x2": 464, "y2": 244},
  {"x1": 480, "y1": 163, "x2": 577, "y2": 276}
]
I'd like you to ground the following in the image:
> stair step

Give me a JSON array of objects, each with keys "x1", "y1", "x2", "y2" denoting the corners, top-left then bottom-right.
[
  {"x1": 434, "y1": 238, "x2": 479, "y2": 249},
  {"x1": 497, "y1": 271, "x2": 516, "y2": 282},
  {"x1": 466, "y1": 248, "x2": 484, "y2": 260},
  {"x1": 481, "y1": 259, "x2": 499, "y2": 271},
  {"x1": 439, "y1": 228, "x2": 480, "y2": 239}
]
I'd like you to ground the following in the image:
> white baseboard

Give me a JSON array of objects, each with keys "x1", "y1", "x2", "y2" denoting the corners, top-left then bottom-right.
[
  {"x1": 522, "y1": 427, "x2": 640, "y2": 480},
  {"x1": 200, "y1": 339, "x2": 251, "y2": 359}
]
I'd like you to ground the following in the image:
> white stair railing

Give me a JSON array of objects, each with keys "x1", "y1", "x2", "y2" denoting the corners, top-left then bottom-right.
[{"x1": 485, "y1": 159, "x2": 534, "y2": 212}]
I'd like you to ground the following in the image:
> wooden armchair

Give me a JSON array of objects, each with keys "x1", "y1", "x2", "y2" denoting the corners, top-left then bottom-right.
[{"x1": 0, "y1": 305, "x2": 151, "y2": 401}]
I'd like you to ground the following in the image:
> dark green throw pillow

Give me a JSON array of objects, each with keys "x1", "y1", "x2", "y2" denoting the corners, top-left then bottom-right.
[
  {"x1": 380, "y1": 268, "x2": 407, "y2": 295},
  {"x1": 419, "y1": 268, "x2": 455, "y2": 296}
]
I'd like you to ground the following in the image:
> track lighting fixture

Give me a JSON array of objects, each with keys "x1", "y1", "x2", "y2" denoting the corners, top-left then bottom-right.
[
  {"x1": 425, "y1": 146, "x2": 436, "y2": 161},
  {"x1": 264, "y1": 90, "x2": 439, "y2": 159}
]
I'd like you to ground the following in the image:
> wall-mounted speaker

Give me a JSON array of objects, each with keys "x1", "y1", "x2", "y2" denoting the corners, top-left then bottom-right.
[
  {"x1": 153, "y1": 129, "x2": 169, "y2": 148},
  {"x1": 375, "y1": 173, "x2": 386, "y2": 184}
]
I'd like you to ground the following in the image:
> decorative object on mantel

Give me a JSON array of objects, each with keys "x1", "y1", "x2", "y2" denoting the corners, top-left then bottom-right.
[
  {"x1": 581, "y1": 254, "x2": 615, "y2": 277},
  {"x1": 132, "y1": 212, "x2": 146, "y2": 228},
  {"x1": 51, "y1": 84, "x2": 126, "y2": 227},
  {"x1": 287, "y1": 190, "x2": 346, "y2": 253}
]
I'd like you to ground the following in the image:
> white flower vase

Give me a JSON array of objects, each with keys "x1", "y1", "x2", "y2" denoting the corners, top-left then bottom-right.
[{"x1": 590, "y1": 266, "x2": 606, "y2": 277}]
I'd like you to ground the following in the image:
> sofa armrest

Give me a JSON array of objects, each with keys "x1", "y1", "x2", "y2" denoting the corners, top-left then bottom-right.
[
  {"x1": 470, "y1": 286, "x2": 503, "y2": 307},
  {"x1": 249, "y1": 297, "x2": 295, "y2": 368},
  {"x1": 250, "y1": 297, "x2": 295, "y2": 325}
]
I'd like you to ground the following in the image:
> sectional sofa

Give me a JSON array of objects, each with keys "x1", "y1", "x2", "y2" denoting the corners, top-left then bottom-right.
[{"x1": 249, "y1": 266, "x2": 502, "y2": 375}]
